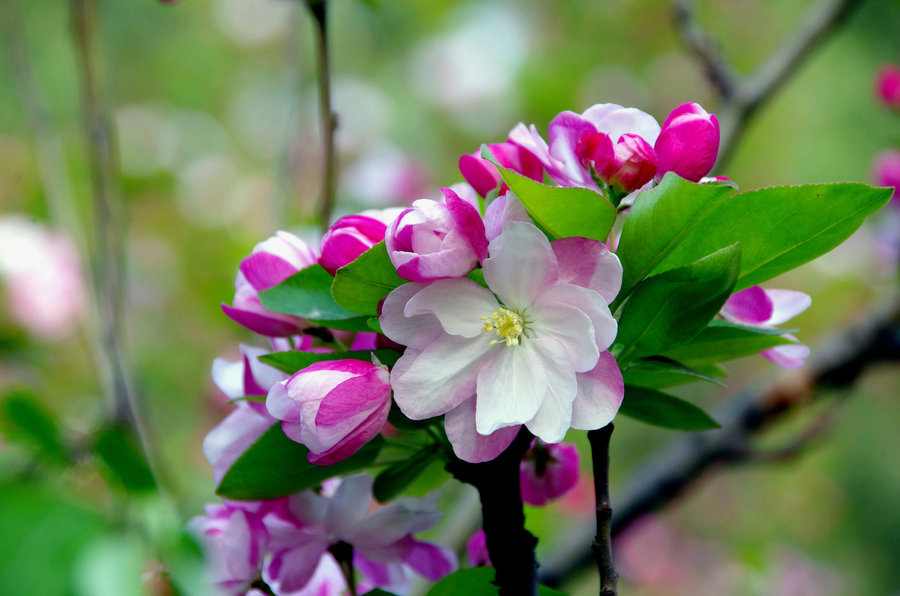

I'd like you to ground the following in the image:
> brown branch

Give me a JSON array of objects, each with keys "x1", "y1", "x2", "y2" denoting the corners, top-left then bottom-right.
[
  {"x1": 307, "y1": 0, "x2": 338, "y2": 230},
  {"x1": 674, "y1": 0, "x2": 866, "y2": 169},
  {"x1": 588, "y1": 424, "x2": 618, "y2": 596},
  {"x1": 540, "y1": 299, "x2": 900, "y2": 587}
]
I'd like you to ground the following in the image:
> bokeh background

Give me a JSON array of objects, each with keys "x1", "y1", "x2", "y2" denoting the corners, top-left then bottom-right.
[{"x1": 1, "y1": 0, "x2": 899, "y2": 594}]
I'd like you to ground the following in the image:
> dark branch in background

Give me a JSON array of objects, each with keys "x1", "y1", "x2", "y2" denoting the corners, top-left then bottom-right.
[
  {"x1": 307, "y1": 0, "x2": 338, "y2": 230},
  {"x1": 674, "y1": 0, "x2": 866, "y2": 168},
  {"x1": 70, "y1": 0, "x2": 163, "y2": 490},
  {"x1": 447, "y1": 428, "x2": 538, "y2": 596},
  {"x1": 588, "y1": 424, "x2": 618, "y2": 596},
  {"x1": 540, "y1": 300, "x2": 900, "y2": 587}
]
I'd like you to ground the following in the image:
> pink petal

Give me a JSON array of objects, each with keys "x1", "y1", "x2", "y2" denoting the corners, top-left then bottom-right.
[
  {"x1": 444, "y1": 399, "x2": 519, "y2": 463},
  {"x1": 721, "y1": 286, "x2": 774, "y2": 325},
  {"x1": 483, "y1": 221, "x2": 558, "y2": 308},
  {"x1": 379, "y1": 282, "x2": 445, "y2": 349},
  {"x1": 483, "y1": 192, "x2": 531, "y2": 242},
  {"x1": 571, "y1": 351, "x2": 624, "y2": 430},
  {"x1": 203, "y1": 407, "x2": 276, "y2": 484},
  {"x1": 547, "y1": 110, "x2": 597, "y2": 187},
  {"x1": 762, "y1": 339, "x2": 810, "y2": 369},
  {"x1": 222, "y1": 303, "x2": 304, "y2": 337},
  {"x1": 443, "y1": 187, "x2": 488, "y2": 261},
  {"x1": 402, "y1": 540, "x2": 457, "y2": 581},
  {"x1": 582, "y1": 103, "x2": 662, "y2": 145},
  {"x1": 239, "y1": 252, "x2": 297, "y2": 292},
  {"x1": 459, "y1": 153, "x2": 501, "y2": 198},
  {"x1": 552, "y1": 237, "x2": 623, "y2": 304},
  {"x1": 326, "y1": 474, "x2": 373, "y2": 532}
]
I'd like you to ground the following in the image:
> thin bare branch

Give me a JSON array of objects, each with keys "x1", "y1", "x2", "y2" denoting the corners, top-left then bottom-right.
[{"x1": 307, "y1": 0, "x2": 338, "y2": 230}]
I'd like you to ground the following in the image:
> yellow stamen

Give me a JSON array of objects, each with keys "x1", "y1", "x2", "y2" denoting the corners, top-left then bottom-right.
[{"x1": 481, "y1": 307, "x2": 525, "y2": 346}]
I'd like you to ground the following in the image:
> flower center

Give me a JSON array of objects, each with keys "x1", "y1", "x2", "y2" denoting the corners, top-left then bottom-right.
[{"x1": 482, "y1": 307, "x2": 525, "y2": 347}]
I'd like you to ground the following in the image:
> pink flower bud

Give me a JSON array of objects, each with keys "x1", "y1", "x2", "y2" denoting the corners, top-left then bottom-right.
[
  {"x1": 876, "y1": 65, "x2": 900, "y2": 110},
  {"x1": 319, "y1": 214, "x2": 387, "y2": 275},
  {"x1": 466, "y1": 529, "x2": 492, "y2": 567},
  {"x1": 222, "y1": 231, "x2": 318, "y2": 337},
  {"x1": 519, "y1": 439, "x2": 580, "y2": 506},
  {"x1": 458, "y1": 142, "x2": 544, "y2": 197},
  {"x1": 386, "y1": 188, "x2": 488, "y2": 282},
  {"x1": 654, "y1": 102, "x2": 720, "y2": 182},
  {"x1": 577, "y1": 131, "x2": 658, "y2": 192},
  {"x1": 873, "y1": 149, "x2": 900, "y2": 203},
  {"x1": 266, "y1": 360, "x2": 391, "y2": 465}
]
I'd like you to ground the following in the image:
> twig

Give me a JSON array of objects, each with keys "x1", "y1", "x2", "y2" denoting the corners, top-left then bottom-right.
[
  {"x1": 69, "y1": 0, "x2": 164, "y2": 491},
  {"x1": 674, "y1": 0, "x2": 865, "y2": 168},
  {"x1": 539, "y1": 299, "x2": 900, "y2": 587},
  {"x1": 307, "y1": 0, "x2": 338, "y2": 230},
  {"x1": 588, "y1": 424, "x2": 618, "y2": 596},
  {"x1": 447, "y1": 427, "x2": 538, "y2": 596}
]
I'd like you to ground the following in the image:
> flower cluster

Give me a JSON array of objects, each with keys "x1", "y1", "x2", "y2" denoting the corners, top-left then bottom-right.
[{"x1": 191, "y1": 99, "x2": 838, "y2": 595}]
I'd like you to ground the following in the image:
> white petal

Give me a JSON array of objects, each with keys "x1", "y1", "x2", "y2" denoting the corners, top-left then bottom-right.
[
  {"x1": 528, "y1": 301, "x2": 599, "y2": 373},
  {"x1": 444, "y1": 399, "x2": 520, "y2": 463},
  {"x1": 551, "y1": 237, "x2": 623, "y2": 304},
  {"x1": 379, "y1": 282, "x2": 444, "y2": 349},
  {"x1": 211, "y1": 357, "x2": 244, "y2": 400},
  {"x1": 483, "y1": 221, "x2": 557, "y2": 308},
  {"x1": 326, "y1": 474, "x2": 373, "y2": 534},
  {"x1": 571, "y1": 352, "x2": 624, "y2": 430},
  {"x1": 405, "y1": 278, "x2": 499, "y2": 338},
  {"x1": 537, "y1": 283, "x2": 618, "y2": 351},
  {"x1": 582, "y1": 103, "x2": 661, "y2": 145},
  {"x1": 765, "y1": 289, "x2": 812, "y2": 326},
  {"x1": 474, "y1": 344, "x2": 549, "y2": 434},
  {"x1": 523, "y1": 351, "x2": 579, "y2": 443}
]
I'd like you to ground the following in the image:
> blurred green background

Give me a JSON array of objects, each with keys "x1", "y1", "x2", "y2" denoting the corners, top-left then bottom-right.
[{"x1": 1, "y1": 0, "x2": 899, "y2": 594}]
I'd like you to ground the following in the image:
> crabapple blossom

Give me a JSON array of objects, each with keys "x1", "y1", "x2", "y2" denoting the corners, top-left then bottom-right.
[
  {"x1": 873, "y1": 149, "x2": 900, "y2": 203},
  {"x1": 654, "y1": 102, "x2": 720, "y2": 182},
  {"x1": 519, "y1": 439, "x2": 580, "y2": 506},
  {"x1": 720, "y1": 285, "x2": 812, "y2": 368},
  {"x1": 261, "y1": 474, "x2": 456, "y2": 594},
  {"x1": 576, "y1": 131, "x2": 658, "y2": 193},
  {"x1": 223, "y1": 231, "x2": 318, "y2": 336},
  {"x1": 458, "y1": 141, "x2": 544, "y2": 197},
  {"x1": 318, "y1": 209, "x2": 403, "y2": 275},
  {"x1": 266, "y1": 359, "x2": 392, "y2": 464},
  {"x1": 876, "y1": 64, "x2": 900, "y2": 110},
  {"x1": 385, "y1": 187, "x2": 488, "y2": 282},
  {"x1": 380, "y1": 219, "x2": 624, "y2": 461}
]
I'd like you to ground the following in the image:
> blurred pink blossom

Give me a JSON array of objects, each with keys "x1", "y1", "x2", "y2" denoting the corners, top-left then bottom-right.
[
  {"x1": 519, "y1": 439, "x2": 580, "y2": 506},
  {"x1": 872, "y1": 149, "x2": 900, "y2": 203},
  {"x1": 466, "y1": 529, "x2": 492, "y2": 567},
  {"x1": 875, "y1": 64, "x2": 900, "y2": 110},
  {"x1": 0, "y1": 216, "x2": 86, "y2": 340}
]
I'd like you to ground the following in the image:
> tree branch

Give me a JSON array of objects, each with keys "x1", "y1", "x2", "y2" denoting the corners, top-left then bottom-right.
[
  {"x1": 307, "y1": 0, "x2": 338, "y2": 230},
  {"x1": 674, "y1": 0, "x2": 866, "y2": 168},
  {"x1": 588, "y1": 424, "x2": 618, "y2": 596},
  {"x1": 540, "y1": 299, "x2": 900, "y2": 587}
]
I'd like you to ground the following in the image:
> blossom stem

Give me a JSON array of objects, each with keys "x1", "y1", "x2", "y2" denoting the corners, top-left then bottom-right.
[
  {"x1": 306, "y1": 0, "x2": 338, "y2": 230},
  {"x1": 328, "y1": 541, "x2": 357, "y2": 596},
  {"x1": 588, "y1": 423, "x2": 617, "y2": 596},
  {"x1": 447, "y1": 427, "x2": 538, "y2": 596}
]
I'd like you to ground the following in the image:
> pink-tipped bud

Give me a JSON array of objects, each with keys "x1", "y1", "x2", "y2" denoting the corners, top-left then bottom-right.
[
  {"x1": 654, "y1": 102, "x2": 720, "y2": 182},
  {"x1": 319, "y1": 214, "x2": 388, "y2": 275},
  {"x1": 459, "y1": 142, "x2": 543, "y2": 197},
  {"x1": 577, "y1": 131, "x2": 657, "y2": 192},
  {"x1": 876, "y1": 65, "x2": 900, "y2": 110}
]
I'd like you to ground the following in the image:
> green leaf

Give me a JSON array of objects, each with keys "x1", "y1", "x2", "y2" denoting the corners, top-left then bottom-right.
[
  {"x1": 373, "y1": 443, "x2": 442, "y2": 503},
  {"x1": 426, "y1": 568, "x2": 498, "y2": 596},
  {"x1": 623, "y1": 356, "x2": 726, "y2": 389},
  {"x1": 484, "y1": 147, "x2": 617, "y2": 242},
  {"x1": 619, "y1": 386, "x2": 720, "y2": 430},
  {"x1": 0, "y1": 388, "x2": 67, "y2": 463},
  {"x1": 656, "y1": 183, "x2": 892, "y2": 290},
  {"x1": 93, "y1": 424, "x2": 156, "y2": 493},
  {"x1": 616, "y1": 244, "x2": 741, "y2": 358},
  {"x1": 661, "y1": 320, "x2": 794, "y2": 366},
  {"x1": 306, "y1": 316, "x2": 374, "y2": 332},
  {"x1": 614, "y1": 173, "x2": 737, "y2": 307},
  {"x1": 216, "y1": 424, "x2": 384, "y2": 500},
  {"x1": 332, "y1": 241, "x2": 405, "y2": 316},
  {"x1": 259, "y1": 264, "x2": 358, "y2": 321},
  {"x1": 259, "y1": 349, "x2": 402, "y2": 375}
]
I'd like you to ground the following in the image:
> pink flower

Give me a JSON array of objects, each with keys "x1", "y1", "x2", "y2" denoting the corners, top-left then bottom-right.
[
  {"x1": 188, "y1": 500, "x2": 274, "y2": 596},
  {"x1": 0, "y1": 216, "x2": 86, "y2": 340},
  {"x1": 876, "y1": 64, "x2": 900, "y2": 110},
  {"x1": 319, "y1": 209, "x2": 403, "y2": 275},
  {"x1": 720, "y1": 285, "x2": 812, "y2": 368},
  {"x1": 458, "y1": 141, "x2": 544, "y2": 197},
  {"x1": 873, "y1": 149, "x2": 900, "y2": 203},
  {"x1": 519, "y1": 439, "x2": 580, "y2": 506},
  {"x1": 261, "y1": 474, "x2": 456, "y2": 594},
  {"x1": 223, "y1": 231, "x2": 319, "y2": 337},
  {"x1": 380, "y1": 220, "x2": 624, "y2": 462},
  {"x1": 385, "y1": 188, "x2": 488, "y2": 282},
  {"x1": 204, "y1": 345, "x2": 287, "y2": 483},
  {"x1": 654, "y1": 102, "x2": 720, "y2": 182},
  {"x1": 466, "y1": 529, "x2": 492, "y2": 567},
  {"x1": 266, "y1": 359, "x2": 392, "y2": 464},
  {"x1": 577, "y1": 131, "x2": 658, "y2": 193},
  {"x1": 510, "y1": 103, "x2": 661, "y2": 190}
]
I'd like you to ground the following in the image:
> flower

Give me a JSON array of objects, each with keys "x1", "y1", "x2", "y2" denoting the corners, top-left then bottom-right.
[
  {"x1": 458, "y1": 141, "x2": 544, "y2": 197},
  {"x1": 519, "y1": 439, "x2": 580, "y2": 506},
  {"x1": 204, "y1": 345, "x2": 287, "y2": 483},
  {"x1": 222, "y1": 231, "x2": 319, "y2": 336},
  {"x1": 319, "y1": 209, "x2": 403, "y2": 275},
  {"x1": 385, "y1": 187, "x2": 488, "y2": 282},
  {"x1": 873, "y1": 149, "x2": 900, "y2": 203},
  {"x1": 261, "y1": 474, "x2": 456, "y2": 594},
  {"x1": 576, "y1": 131, "x2": 658, "y2": 193},
  {"x1": 876, "y1": 64, "x2": 900, "y2": 111},
  {"x1": 266, "y1": 359, "x2": 392, "y2": 465},
  {"x1": 653, "y1": 102, "x2": 720, "y2": 182},
  {"x1": 380, "y1": 219, "x2": 624, "y2": 462},
  {"x1": 466, "y1": 530, "x2": 492, "y2": 567},
  {"x1": 720, "y1": 285, "x2": 812, "y2": 368}
]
